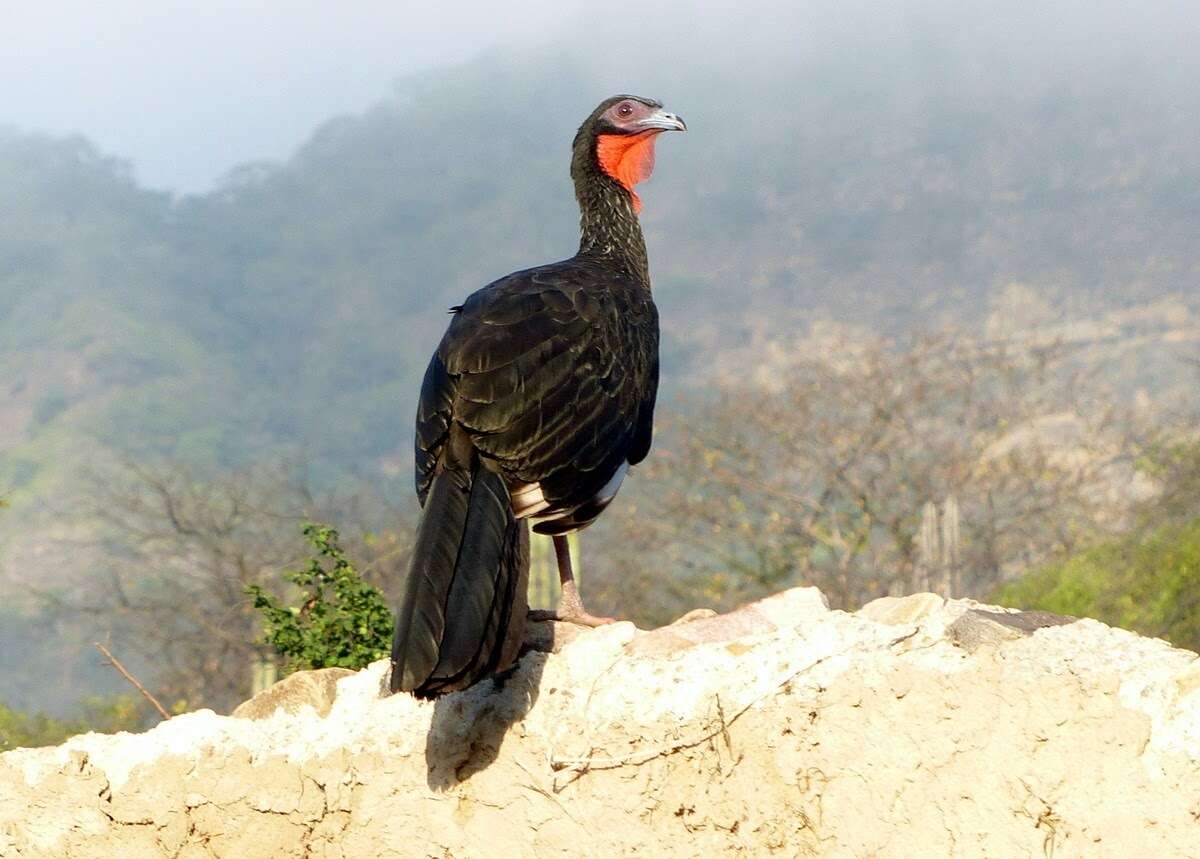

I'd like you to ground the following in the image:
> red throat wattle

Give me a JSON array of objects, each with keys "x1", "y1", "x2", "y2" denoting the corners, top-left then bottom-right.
[{"x1": 595, "y1": 132, "x2": 660, "y2": 213}]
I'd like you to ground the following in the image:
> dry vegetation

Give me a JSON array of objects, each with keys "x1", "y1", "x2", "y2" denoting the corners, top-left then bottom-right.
[
  {"x1": 34, "y1": 330, "x2": 1186, "y2": 712},
  {"x1": 588, "y1": 331, "x2": 1161, "y2": 624},
  {"x1": 39, "y1": 463, "x2": 410, "y2": 712}
]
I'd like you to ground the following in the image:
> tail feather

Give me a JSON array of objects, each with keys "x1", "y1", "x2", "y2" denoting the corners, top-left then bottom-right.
[
  {"x1": 417, "y1": 516, "x2": 528, "y2": 698},
  {"x1": 427, "y1": 468, "x2": 514, "y2": 682},
  {"x1": 388, "y1": 466, "x2": 468, "y2": 693},
  {"x1": 389, "y1": 456, "x2": 528, "y2": 697}
]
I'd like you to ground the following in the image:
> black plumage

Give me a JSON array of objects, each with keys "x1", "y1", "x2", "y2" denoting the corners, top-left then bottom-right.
[{"x1": 390, "y1": 95, "x2": 684, "y2": 697}]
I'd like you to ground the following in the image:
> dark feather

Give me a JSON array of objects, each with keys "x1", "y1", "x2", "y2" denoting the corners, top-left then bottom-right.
[
  {"x1": 388, "y1": 461, "x2": 469, "y2": 694},
  {"x1": 425, "y1": 467, "x2": 514, "y2": 684},
  {"x1": 389, "y1": 446, "x2": 530, "y2": 697}
]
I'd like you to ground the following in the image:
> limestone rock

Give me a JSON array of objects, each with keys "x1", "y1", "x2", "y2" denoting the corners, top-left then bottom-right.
[
  {"x1": 232, "y1": 667, "x2": 355, "y2": 720},
  {"x1": 948, "y1": 608, "x2": 1076, "y2": 653},
  {"x1": 859, "y1": 591, "x2": 946, "y2": 626},
  {"x1": 3, "y1": 589, "x2": 1200, "y2": 858}
]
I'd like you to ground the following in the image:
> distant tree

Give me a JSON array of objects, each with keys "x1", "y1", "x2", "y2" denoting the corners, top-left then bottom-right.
[
  {"x1": 591, "y1": 333, "x2": 1145, "y2": 620},
  {"x1": 1136, "y1": 441, "x2": 1200, "y2": 527},
  {"x1": 43, "y1": 460, "x2": 411, "y2": 713},
  {"x1": 997, "y1": 431, "x2": 1200, "y2": 649},
  {"x1": 0, "y1": 695, "x2": 146, "y2": 752}
]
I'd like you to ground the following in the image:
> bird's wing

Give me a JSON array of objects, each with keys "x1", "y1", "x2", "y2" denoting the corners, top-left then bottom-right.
[
  {"x1": 414, "y1": 261, "x2": 657, "y2": 517},
  {"x1": 628, "y1": 308, "x2": 659, "y2": 466}
]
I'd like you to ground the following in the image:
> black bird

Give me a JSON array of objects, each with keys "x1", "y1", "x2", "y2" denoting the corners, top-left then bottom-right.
[{"x1": 389, "y1": 95, "x2": 685, "y2": 698}]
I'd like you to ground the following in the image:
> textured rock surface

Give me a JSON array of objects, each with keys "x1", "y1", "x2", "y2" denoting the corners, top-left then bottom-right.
[
  {"x1": 4, "y1": 588, "x2": 1200, "y2": 858},
  {"x1": 231, "y1": 667, "x2": 355, "y2": 720}
]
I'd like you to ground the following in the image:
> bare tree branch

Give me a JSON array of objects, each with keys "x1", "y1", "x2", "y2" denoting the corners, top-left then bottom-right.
[{"x1": 93, "y1": 642, "x2": 171, "y2": 721}]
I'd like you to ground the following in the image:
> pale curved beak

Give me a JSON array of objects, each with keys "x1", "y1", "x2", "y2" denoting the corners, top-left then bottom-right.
[{"x1": 637, "y1": 109, "x2": 687, "y2": 132}]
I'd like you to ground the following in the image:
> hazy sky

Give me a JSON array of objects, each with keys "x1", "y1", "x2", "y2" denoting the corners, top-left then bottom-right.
[
  {"x1": 2, "y1": 0, "x2": 579, "y2": 193},
  {"x1": 4, "y1": 1, "x2": 1197, "y2": 194}
]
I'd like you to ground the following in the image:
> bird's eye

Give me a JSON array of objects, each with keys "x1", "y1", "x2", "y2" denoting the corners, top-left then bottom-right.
[{"x1": 616, "y1": 103, "x2": 634, "y2": 118}]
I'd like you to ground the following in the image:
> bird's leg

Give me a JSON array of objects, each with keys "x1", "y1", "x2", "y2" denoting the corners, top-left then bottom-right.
[
  {"x1": 530, "y1": 535, "x2": 615, "y2": 627},
  {"x1": 553, "y1": 535, "x2": 616, "y2": 627}
]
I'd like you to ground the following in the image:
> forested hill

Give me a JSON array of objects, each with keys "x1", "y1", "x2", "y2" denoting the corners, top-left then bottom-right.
[{"x1": 2, "y1": 36, "x2": 1200, "y2": 520}]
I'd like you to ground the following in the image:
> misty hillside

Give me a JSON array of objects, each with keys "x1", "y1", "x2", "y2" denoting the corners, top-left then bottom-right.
[{"x1": 3, "y1": 32, "x2": 1200, "y2": 588}]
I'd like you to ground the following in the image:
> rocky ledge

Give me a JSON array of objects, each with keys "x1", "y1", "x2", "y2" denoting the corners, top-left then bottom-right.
[{"x1": 3, "y1": 589, "x2": 1200, "y2": 857}]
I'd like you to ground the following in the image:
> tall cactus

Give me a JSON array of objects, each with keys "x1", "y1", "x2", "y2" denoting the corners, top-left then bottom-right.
[
  {"x1": 250, "y1": 651, "x2": 277, "y2": 695},
  {"x1": 914, "y1": 496, "x2": 962, "y2": 596},
  {"x1": 529, "y1": 532, "x2": 555, "y2": 609},
  {"x1": 917, "y1": 501, "x2": 939, "y2": 592},
  {"x1": 527, "y1": 532, "x2": 581, "y2": 609},
  {"x1": 941, "y1": 495, "x2": 961, "y2": 596}
]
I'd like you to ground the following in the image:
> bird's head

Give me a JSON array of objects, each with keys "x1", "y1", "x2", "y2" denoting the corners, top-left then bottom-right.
[{"x1": 572, "y1": 95, "x2": 686, "y2": 214}]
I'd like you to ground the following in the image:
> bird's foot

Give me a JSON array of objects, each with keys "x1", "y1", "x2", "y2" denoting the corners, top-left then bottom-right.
[
  {"x1": 528, "y1": 580, "x2": 616, "y2": 627},
  {"x1": 553, "y1": 607, "x2": 617, "y2": 628},
  {"x1": 527, "y1": 606, "x2": 616, "y2": 627}
]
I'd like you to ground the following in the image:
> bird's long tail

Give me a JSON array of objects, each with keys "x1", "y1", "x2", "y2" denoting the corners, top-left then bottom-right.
[{"x1": 389, "y1": 453, "x2": 529, "y2": 698}]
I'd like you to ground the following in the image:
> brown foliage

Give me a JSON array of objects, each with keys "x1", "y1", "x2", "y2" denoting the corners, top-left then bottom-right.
[{"x1": 589, "y1": 332, "x2": 1147, "y2": 621}]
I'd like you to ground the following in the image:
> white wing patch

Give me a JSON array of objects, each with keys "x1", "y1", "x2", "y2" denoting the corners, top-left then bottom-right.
[
  {"x1": 510, "y1": 482, "x2": 551, "y2": 518},
  {"x1": 510, "y1": 461, "x2": 630, "y2": 522}
]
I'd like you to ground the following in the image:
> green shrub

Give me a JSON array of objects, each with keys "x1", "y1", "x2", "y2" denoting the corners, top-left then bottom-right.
[
  {"x1": 0, "y1": 695, "x2": 147, "y2": 751},
  {"x1": 247, "y1": 524, "x2": 393, "y2": 673},
  {"x1": 997, "y1": 517, "x2": 1200, "y2": 652}
]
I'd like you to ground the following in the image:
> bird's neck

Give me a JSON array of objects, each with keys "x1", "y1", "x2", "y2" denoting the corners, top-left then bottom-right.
[{"x1": 573, "y1": 169, "x2": 651, "y2": 285}]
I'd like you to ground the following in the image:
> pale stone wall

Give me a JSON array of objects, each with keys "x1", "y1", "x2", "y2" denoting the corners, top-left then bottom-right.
[{"x1": 3, "y1": 588, "x2": 1199, "y2": 857}]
